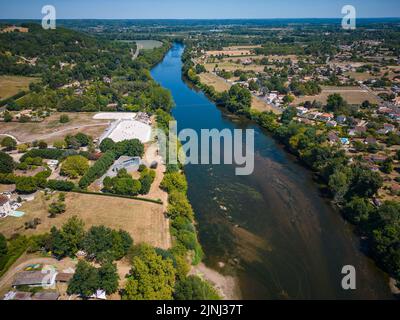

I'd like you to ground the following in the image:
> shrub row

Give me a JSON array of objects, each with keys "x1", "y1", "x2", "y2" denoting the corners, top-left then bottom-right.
[{"x1": 78, "y1": 151, "x2": 116, "y2": 189}]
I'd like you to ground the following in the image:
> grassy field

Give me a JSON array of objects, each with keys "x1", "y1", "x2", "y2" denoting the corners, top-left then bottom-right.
[
  {"x1": 0, "y1": 76, "x2": 38, "y2": 100},
  {"x1": 204, "y1": 61, "x2": 265, "y2": 73},
  {"x1": 294, "y1": 86, "x2": 380, "y2": 105},
  {"x1": 135, "y1": 40, "x2": 163, "y2": 50},
  {"x1": 0, "y1": 112, "x2": 109, "y2": 144},
  {"x1": 198, "y1": 72, "x2": 279, "y2": 113},
  {"x1": 0, "y1": 192, "x2": 171, "y2": 249},
  {"x1": 198, "y1": 72, "x2": 232, "y2": 92}
]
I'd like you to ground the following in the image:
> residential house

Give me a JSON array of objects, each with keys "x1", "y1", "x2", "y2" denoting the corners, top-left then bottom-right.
[
  {"x1": 296, "y1": 107, "x2": 308, "y2": 116},
  {"x1": 12, "y1": 271, "x2": 57, "y2": 288},
  {"x1": 317, "y1": 113, "x2": 334, "y2": 122},
  {"x1": 328, "y1": 132, "x2": 339, "y2": 144},
  {"x1": 365, "y1": 137, "x2": 377, "y2": 145},
  {"x1": 336, "y1": 115, "x2": 347, "y2": 124},
  {"x1": 383, "y1": 123, "x2": 396, "y2": 133},
  {"x1": 326, "y1": 120, "x2": 337, "y2": 127}
]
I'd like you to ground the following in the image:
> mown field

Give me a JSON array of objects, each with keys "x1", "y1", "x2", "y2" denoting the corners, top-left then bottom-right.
[
  {"x1": 294, "y1": 86, "x2": 381, "y2": 105},
  {"x1": 0, "y1": 75, "x2": 38, "y2": 100},
  {"x1": 0, "y1": 112, "x2": 108, "y2": 143},
  {"x1": 135, "y1": 40, "x2": 163, "y2": 50},
  {"x1": 0, "y1": 192, "x2": 171, "y2": 249}
]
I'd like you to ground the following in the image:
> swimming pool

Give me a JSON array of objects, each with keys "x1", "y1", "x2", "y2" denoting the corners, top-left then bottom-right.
[{"x1": 8, "y1": 211, "x2": 25, "y2": 217}]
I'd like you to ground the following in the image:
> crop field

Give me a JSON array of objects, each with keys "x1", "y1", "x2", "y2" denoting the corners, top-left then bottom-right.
[
  {"x1": 294, "y1": 86, "x2": 381, "y2": 105},
  {"x1": 0, "y1": 192, "x2": 171, "y2": 249},
  {"x1": 0, "y1": 75, "x2": 38, "y2": 100}
]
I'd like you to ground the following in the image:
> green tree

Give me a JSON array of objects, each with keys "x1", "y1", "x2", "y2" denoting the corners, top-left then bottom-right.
[
  {"x1": 325, "y1": 93, "x2": 347, "y2": 113},
  {"x1": 61, "y1": 155, "x2": 89, "y2": 178},
  {"x1": 83, "y1": 226, "x2": 132, "y2": 262},
  {"x1": 343, "y1": 197, "x2": 374, "y2": 225},
  {"x1": 1, "y1": 136, "x2": 17, "y2": 151},
  {"x1": 328, "y1": 167, "x2": 351, "y2": 203},
  {"x1": 167, "y1": 190, "x2": 194, "y2": 221},
  {"x1": 0, "y1": 151, "x2": 14, "y2": 173},
  {"x1": 160, "y1": 172, "x2": 188, "y2": 193},
  {"x1": 53, "y1": 140, "x2": 66, "y2": 149},
  {"x1": 75, "y1": 133, "x2": 91, "y2": 147},
  {"x1": 174, "y1": 275, "x2": 220, "y2": 300},
  {"x1": 281, "y1": 106, "x2": 297, "y2": 124},
  {"x1": 15, "y1": 176, "x2": 37, "y2": 194},
  {"x1": 0, "y1": 233, "x2": 7, "y2": 258},
  {"x1": 49, "y1": 216, "x2": 85, "y2": 258},
  {"x1": 99, "y1": 138, "x2": 115, "y2": 153},
  {"x1": 59, "y1": 114, "x2": 70, "y2": 123},
  {"x1": 67, "y1": 260, "x2": 99, "y2": 297},
  {"x1": 48, "y1": 201, "x2": 66, "y2": 217},
  {"x1": 3, "y1": 111, "x2": 13, "y2": 122},
  {"x1": 98, "y1": 262, "x2": 119, "y2": 294},
  {"x1": 122, "y1": 244, "x2": 175, "y2": 300}
]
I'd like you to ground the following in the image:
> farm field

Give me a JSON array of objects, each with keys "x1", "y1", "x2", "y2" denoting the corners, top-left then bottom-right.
[
  {"x1": 0, "y1": 75, "x2": 38, "y2": 100},
  {"x1": 294, "y1": 86, "x2": 381, "y2": 105},
  {"x1": 0, "y1": 192, "x2": 171, "y2": 249},
  {"x1": 0, "y1": 112, "x2": 109, "y2": 144}
]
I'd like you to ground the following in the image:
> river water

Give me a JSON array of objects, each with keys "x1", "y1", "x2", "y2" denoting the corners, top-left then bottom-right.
[{"x1": 151, "y1": 43, "x2": 393, "y2": 299}]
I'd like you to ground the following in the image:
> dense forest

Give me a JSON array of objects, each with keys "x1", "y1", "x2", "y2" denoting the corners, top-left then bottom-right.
[{"x1": 0, "y1": 23, "x2": 173, "y2": 113}]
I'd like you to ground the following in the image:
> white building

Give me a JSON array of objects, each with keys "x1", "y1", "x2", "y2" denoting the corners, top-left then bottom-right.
[{"x1": 0, "y1": 195, "x2": 12, "y2": 218}]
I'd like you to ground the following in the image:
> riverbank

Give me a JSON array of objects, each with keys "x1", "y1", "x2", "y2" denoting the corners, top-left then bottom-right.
[
  {"x1": 152, "y1": 42, "x2": 393, "y2": 299},
  {"x1": 190, "y1": 263, "x2": 241, "y2": 300}
]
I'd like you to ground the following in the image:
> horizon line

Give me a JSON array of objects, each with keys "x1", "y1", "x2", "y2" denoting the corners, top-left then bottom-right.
[{"x1": 1, "y1": 17, "x2": 400, "y2": 20}]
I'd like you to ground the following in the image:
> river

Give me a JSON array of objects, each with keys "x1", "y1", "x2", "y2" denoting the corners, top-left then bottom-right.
[{"x1": 151, "y1": 43, "x2": 393, "y2": 299}]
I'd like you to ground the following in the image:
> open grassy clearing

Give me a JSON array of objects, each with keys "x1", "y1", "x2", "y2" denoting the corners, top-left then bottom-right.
[
  {"x1": 294, "y1": 86, "x2": 380, "y2": 105},
  {"x1": 0, "y1": 112, "x2": 109, "y2": 143},
  {"x1": 0, "y1": 75, "x2": 38, "y2": 100},
  {"x1": 198, "y1": 72, "x2": 279, "y2": 113},
  {"x1": 135, "y1": 40, "x2": 163, "y2": 50},
  {"x1": 198, "y1": 72, "x2": 232, "y2": 92},
  {"x1": 204, "y1": 61, "x2": 265, "y2": 73},
  {"x1": 0, "y1": 191, "x2": 171, "y2": 249}
]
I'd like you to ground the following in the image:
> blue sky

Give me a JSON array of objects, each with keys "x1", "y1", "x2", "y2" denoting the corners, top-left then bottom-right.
[{"x1": 0, "y1": 0, "x2": 399, "y2": 19}]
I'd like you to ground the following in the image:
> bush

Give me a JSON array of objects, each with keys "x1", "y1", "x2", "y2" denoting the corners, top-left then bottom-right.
[
  {"x1": 61, "y1": 155, "x2": 89, "y2": 178},
  {"x1": 174, "y1": 275, "x2": 220, "y2": 300},
  {"x1": 20, "y1": 148, "x2": 64, "y2": 162},
  {"x1": 59, "y1": 114, "x2": 70, "y2": 123},
  {"x1": 160, "y1": 172, "x2": 188, "y2": 193},
  {"x1": 83, "y1": 226, "x2": 133, "y2": 262},
  {"x1": 15, "y1": 176, "x2": 37, "y2": 194},
  {"x1": 79, "y1": 151, "x2": 116, "y2": 189},
  {"x1": 1, "y1": 136, "x2": 17, "y2": 151},
  {"x1": 167, "y1": 190, "x2": 194, "y2": 221},
  {"x1": 47, "y1": 179, "x2": 75, "y2": 191}
]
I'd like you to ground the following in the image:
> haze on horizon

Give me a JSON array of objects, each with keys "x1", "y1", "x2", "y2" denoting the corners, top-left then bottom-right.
[{"x1": 0, "y1": 0, "x2": 399, "y2": 19}]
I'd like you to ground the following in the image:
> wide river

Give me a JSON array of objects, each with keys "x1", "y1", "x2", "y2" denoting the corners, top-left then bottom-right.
[{"x1": 151, "y1": 43, "x2": 393, "y2": 299}]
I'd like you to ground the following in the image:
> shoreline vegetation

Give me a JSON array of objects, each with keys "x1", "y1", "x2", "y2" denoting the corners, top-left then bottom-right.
[
  {"x1": 181, "y1": 43, "x2": 400, "y2": 294},
  {"x1": 0, "y1": 25, "x2": 221, "y2": 300}
]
